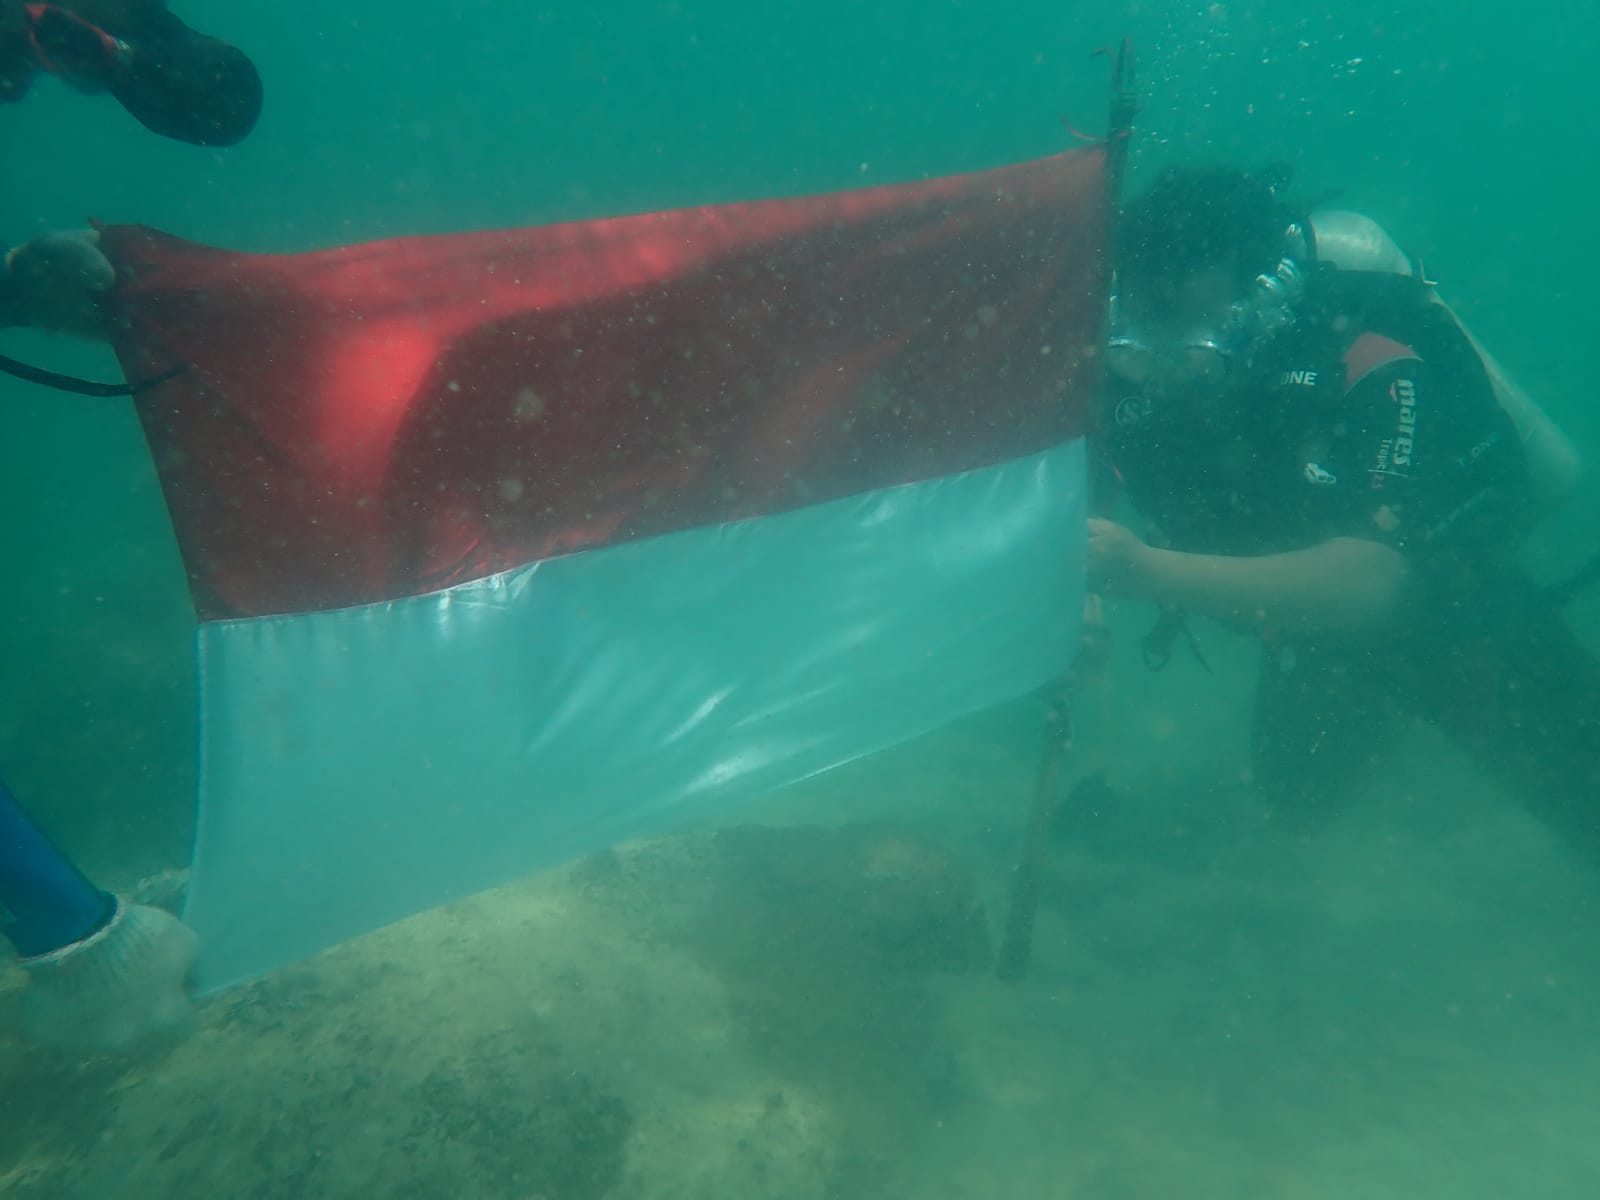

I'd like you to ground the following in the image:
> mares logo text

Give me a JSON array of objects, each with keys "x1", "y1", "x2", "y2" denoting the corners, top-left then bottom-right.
[
  {"x1": 1370, "y1": 375, "x2": 1418, "y2": 488},
  {"x1": 1390, "y1": 377, "x2": 1417, "y2": 467}
]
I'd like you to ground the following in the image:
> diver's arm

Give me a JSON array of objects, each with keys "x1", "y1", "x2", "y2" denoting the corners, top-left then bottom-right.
[
  {"x1": 0, "y1": 772, "x2": 118, "y2": 959},
  {"x1": 1088, "y1": 518, "x2": 1409, "y2": 636}
]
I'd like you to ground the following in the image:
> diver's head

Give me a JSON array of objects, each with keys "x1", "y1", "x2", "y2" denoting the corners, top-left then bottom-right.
[{"x1": 1108, "y1": 165, "x2": 1306, "y2": 406}]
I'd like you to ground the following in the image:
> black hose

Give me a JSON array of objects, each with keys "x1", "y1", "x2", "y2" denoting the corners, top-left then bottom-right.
[{"x1": 0, "y1": 351, "x2": 182, "y2": 397}]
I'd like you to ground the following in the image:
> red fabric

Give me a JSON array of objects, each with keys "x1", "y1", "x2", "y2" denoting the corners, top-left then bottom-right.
[{"x1": 103, "y1": 148, "x2": 1108, "y2": 620}]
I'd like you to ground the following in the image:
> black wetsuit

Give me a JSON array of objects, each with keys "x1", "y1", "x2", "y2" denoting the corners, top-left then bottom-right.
[
  {"x1": 0, "y1": 0, "x2": 260, "y2": 146},
  {"x1": 1102, "y1": 271, "x2": 1600, "y2": 855}
]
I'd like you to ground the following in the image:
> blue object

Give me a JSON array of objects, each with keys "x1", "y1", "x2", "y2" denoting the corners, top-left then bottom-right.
[{"x1": 0, "y1": 774, "x2": 115, "y2": 958}]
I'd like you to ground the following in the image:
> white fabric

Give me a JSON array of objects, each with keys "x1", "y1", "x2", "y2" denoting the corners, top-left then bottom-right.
[{"x1": 184, "y1": 440, "x2": 1087, "y2": 991}]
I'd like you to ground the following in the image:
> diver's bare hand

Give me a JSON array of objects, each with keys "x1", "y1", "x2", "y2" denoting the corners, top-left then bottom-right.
[
  {"x1": 1086, "y1": 517, "x2": 1153, "y2": 596},
  {"x1": 4, "y1": 230, "x2": 114, "y2": 340}
]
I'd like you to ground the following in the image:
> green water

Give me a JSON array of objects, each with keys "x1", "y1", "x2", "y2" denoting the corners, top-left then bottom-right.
[{"x1": 2, "y1": 1, "x2": 1598, "y2": 1196}]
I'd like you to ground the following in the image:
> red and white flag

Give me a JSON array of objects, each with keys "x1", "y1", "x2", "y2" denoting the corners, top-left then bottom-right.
[{"x1": 101, "y1": 146, "x2": 1108, "y2": 989}]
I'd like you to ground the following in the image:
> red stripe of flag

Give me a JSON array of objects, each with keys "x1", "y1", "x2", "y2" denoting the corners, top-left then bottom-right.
[{"x1": 104, "y1": 146, "x2": 1108, "y2": 620}]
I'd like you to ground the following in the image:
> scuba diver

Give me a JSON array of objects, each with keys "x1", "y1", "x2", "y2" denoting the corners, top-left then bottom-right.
[
  {"x1": 0, "y1": 5, "x2": 250, "y2": 1040},
  {"x1": 1089, "y1": 164, "x2": 1600, "y2": 854},
  {"x1": 2, "y1": 772, "x2": 197, "y2": 1052},
  {"x1": 0, "y1": 0, "x2": 261, "y2": 146}
]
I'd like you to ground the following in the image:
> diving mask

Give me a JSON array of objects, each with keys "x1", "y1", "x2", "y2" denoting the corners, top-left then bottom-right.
[
  {"x1": 1108, "y1": 222, "x2": 1310, "y2": 396},
  {"x1": 1107, "y1": 327, "x2": 1235, "y2": 391}
]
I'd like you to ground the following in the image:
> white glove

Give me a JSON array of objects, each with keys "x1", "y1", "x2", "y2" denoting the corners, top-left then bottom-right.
[
  {"x1": 3, "y1": 229, "x2": 115, "y2": 338},
  {"x1": 19, "y1": 898, "x2": 199, "y2": 1055}
]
